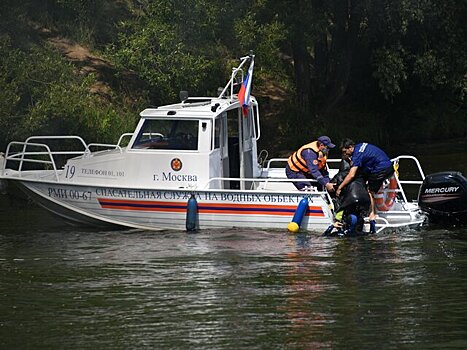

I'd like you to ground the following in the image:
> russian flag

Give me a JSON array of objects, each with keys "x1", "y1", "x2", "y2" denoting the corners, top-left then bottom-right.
[{"x1": 238, "y1": 59, "x2": 254, "y2": 116}]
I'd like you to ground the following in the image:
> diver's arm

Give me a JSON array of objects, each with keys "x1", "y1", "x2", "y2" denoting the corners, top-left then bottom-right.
[{"x1": 336, "y1": 166, "x2": 358, "y2": 196}]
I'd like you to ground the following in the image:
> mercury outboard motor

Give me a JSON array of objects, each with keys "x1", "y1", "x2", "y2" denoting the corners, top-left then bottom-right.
[{"x1": 418, "y1": 171, "x2": 467, "y2": 224}]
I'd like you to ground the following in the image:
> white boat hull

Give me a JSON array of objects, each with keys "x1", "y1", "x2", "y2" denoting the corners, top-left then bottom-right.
[{"x1": 11, "y1": 178, "x2": 334, "y2": 232}]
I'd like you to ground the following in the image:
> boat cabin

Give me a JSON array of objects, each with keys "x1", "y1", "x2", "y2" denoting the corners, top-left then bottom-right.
[{"x1": 119, "y1": 96, "x2": 261, "y2": 190}]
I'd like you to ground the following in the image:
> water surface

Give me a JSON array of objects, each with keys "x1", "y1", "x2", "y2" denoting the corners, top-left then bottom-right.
[{"x1": 1, "y1": 197, "x2": 466, "y2": 349}]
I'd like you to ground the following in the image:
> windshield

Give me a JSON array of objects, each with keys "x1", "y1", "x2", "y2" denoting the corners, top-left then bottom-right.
[{"x1": 132, "y1": 119, "x2": 199, "y2": 150}]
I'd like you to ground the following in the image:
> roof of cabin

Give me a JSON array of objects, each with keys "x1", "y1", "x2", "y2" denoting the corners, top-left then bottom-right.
[{"x1": 139, "y1": 95, "x2": 256, "y2": 118}]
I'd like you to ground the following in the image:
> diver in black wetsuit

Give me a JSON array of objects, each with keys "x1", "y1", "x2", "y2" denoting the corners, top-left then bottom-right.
[{"x1": 323, "y1": 157, "x2": 371, "y2": 236}]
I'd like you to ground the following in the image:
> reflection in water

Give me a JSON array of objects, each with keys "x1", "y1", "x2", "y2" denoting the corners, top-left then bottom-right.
[
  {"x1": 283, "y1": 234, "x2": 336, "y2": 349},
  {"x1": 1, "y1": 200, "x2": 467, "y2": 349}
]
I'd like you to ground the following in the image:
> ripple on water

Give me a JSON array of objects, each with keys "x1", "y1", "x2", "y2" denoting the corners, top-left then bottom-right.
[{"x1": 1, "y1": 204, "x2": 467, "y2": 349}]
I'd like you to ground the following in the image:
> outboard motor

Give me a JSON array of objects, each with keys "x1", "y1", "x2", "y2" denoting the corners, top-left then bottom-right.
[{"x1": 418, "y1": 171, "x2": 467, "y2": 224}]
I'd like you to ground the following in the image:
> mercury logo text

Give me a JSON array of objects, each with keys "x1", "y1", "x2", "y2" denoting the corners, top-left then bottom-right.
[{"x1": 424, "y1": 187, "x2": 459, "y2": 194}]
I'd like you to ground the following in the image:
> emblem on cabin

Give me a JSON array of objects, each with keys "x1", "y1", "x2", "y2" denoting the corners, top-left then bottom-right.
[{"x1": 171, "y1": 158, "x2": 182, "y2": 171}]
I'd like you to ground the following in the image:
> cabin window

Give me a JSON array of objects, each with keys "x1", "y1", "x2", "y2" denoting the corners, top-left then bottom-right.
[
  {"x1": 243, "y1": 109, "x2": 252, "y2": 141},
  {"x1": 132, "y1": 119, "x2": 199, "y2": 150},
  {"x1": 214, "y1": 119, "x2": 220, "y2": 149},
  {"x1": 241, "y1": 108, "x2": 253, "y2": 151}
]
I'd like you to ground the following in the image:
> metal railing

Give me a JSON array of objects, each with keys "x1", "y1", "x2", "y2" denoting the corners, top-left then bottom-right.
[
  {"x1": 201, "y1": 176, "x2": 335, "y2": 211},
  {"x1": 117, "y1": 133, "x2": 134, "y2": 147},
  {"x1": 4, "y1": 141, "x2": 61, "y2": 181},
  {"x1": 5, "y1": 136, "x2": 89, "y2": 179},
  {"x1": 265, "y1": 157, "x2": 342, "y2": 173},
  {"x1": 264, "y1": 156, "x2": 425, "y2": 195},
  {"x1": 2, "y1": 134, "x2": 130, "y2": 181},
  {"x1": 262, "y1": 155, "x2": 427, "y2": 213},
  {"x1": 391, "y1": 155, "x2": 426, "y2": 204},
  {"x1": 218, "y1": 54, "x2": 252, "y2": 99},
  {"x1": 202, "y1": 176, "x2": 322, "y2": 190},
  {"x1": 87, "y1": 143, "x2": 123, "y2": 153}
]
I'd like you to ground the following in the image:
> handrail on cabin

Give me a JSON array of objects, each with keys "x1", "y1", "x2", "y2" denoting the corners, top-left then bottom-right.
[
  {"x1": 218, "y1": 54, "x2": 254, "y2": 99},
  {"x1": 87, "y1": 143, "x2": 123, "y2": 153},
  {"x1": 117, "y1": 133, "x2": 134, "y2": 147}
]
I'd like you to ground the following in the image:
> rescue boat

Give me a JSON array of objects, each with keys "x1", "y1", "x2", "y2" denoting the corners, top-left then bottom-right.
[{"x1": 0, "y1": 55, "x2": 430, "y2": 233}]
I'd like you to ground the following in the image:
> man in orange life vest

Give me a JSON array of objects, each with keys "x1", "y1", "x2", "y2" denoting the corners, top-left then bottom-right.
[{"x1": 285, "y1": 136, "x2": 336, "y2": 192}]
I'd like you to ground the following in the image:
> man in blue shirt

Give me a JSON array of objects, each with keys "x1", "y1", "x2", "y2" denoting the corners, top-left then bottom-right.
[{"x1": 336, "y1": 138, "x2": 394, "y2": 222}]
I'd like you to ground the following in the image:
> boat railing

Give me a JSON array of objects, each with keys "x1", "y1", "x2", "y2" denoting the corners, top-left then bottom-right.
[
  {"x1": 25, "y1": 135, "x2": 89, "y2": 149},
  {"x1": 218, "y1": 54, "x2": 253, "y2": 99},
  {"x1": 117, "y1": 133, "x2": 134, "y2": 147},
  {"x1": 2, "y1": 135, "x2": 122, "y2": 180},
  {"x1": 261, "y1": 157, "x2": 340, "y2": 209},
  {"x1": 265, "y1": 158, "x2": 342, "y2": 171},
  {"x1": 263, "y1": 158, "x2": 341, "y2": 186},
  {"x1": 86, "y1": 143, "x2": 123, "y2": 153},
  {"x1": 202, "y1": 176, "x2": 322, "y2": 189},
  {"x1": 263, "y1": 155, "x2": 426, "y2": 208},
  {"x1": 391, "y1": 155, "x2": 425, "y2": 203},
  {"x1": 4, "y1": 141, "x2": 63, "y2": 181},
  {"x1": 202, "y1": 176, "x2": 335, "y2": 211}
]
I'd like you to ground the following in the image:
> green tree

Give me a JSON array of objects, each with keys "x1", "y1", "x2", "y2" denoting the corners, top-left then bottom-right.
[
  {"x1": 108, "y1": 0, "x2": 235, "y2": 105},
  {"x1": 0, "y1": 35, "x2": 135, "y2": 148},
  {"x1": 251, "y1": 0, "x2": 466, "y2": 144},
  {"x1": 0, "y1": 0, "x2": 465, "y2": 151}
]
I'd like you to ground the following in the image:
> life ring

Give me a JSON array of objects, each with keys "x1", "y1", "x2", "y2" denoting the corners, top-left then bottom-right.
[{"x1": 374, "y1": 175, "x2": 398, "y2": 211}]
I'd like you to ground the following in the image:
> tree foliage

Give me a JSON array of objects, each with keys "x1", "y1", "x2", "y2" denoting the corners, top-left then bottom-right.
[
  {"x1": 0, "y1": 0, "x2": 465, "y2": 152},
  {"x1": 0, "y1": 34, "x2": 134, "y2": 147}
]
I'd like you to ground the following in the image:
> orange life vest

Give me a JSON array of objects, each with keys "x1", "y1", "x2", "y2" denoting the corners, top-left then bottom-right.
[{"x1": 287, "y1": 141, "x2": 327, "y2": 174}]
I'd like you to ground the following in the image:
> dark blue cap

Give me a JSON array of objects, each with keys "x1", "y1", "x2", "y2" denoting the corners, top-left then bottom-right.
[{"x1": 317, "y1": 136, "x2": 335, "y2": 148}]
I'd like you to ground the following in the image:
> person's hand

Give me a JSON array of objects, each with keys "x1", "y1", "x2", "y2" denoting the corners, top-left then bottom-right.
[
  {"x1": 325, "y1": 182, "x2": 335, "y2": 192},
  {"x1": 333, "y1": 221, "x2": 343, "y2": 228},
  {"x1": 336, "y1": 187, "x2": 342, "y2": 197}
]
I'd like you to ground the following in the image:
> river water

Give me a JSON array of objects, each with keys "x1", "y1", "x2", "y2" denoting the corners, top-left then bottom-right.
[
  {"x1": 1, "y1": 199, "x2": 466, "y2": 349},
  {"x1": 1, "y1": 143, "x2": 467, "y2": 349}
]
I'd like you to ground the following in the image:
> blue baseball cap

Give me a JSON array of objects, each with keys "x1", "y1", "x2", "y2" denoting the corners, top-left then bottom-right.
[{"x1": 317, "y1": 136, "x2": 335, "y2": 148}]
